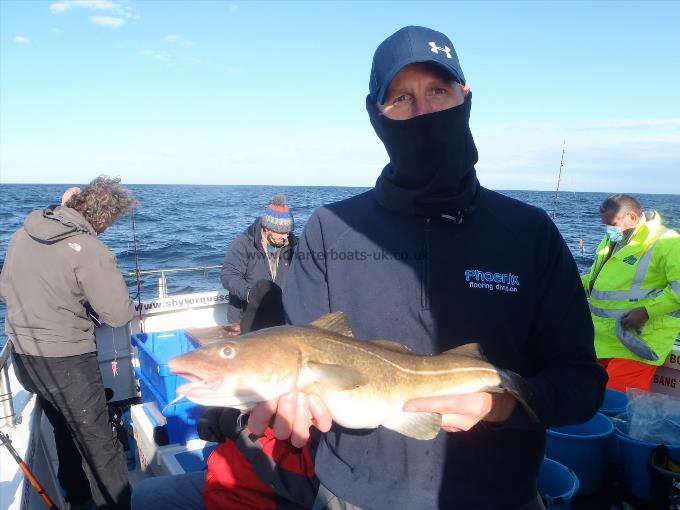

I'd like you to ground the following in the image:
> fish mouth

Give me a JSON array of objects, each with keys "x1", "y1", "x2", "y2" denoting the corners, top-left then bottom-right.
[
  {"x1": 174, "y1": 371, "x2": 205, "y2": 383},
  {"x1": 174, "y1": 372, "x2": 221, "y2": 393},
  {"x1": 174, "y1": 378, "x2": 263, "y2": 410},
  {"x1": 173, "y1": 372, "x2": 248, "y2": 403}
]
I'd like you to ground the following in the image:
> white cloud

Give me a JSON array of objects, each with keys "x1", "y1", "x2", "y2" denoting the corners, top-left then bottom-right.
[
  {"x1": 50, "y1": 0, "x2": 117, "y2": 13},
  {"x1": 137, "y1": 49, "x2": 169, "y2": 62},
  {"x1": 13, "y1": 36, "x2": 31, "y2": 44},
  {"x1": 49, "y1": 0, "x2": 136, "y2": 20},
  {"x1": 72, "y1": 0, "x2": 117, "y2": 8},
  {"x1": 49, "y1": 2, "x2": 72, "y2": 13},
  {"x1": 163, "y1": 34, "x2": 196, "y2": 47},
  {"x1": 90, "y1": 15, "x2": 125, "y2": 27},
  {"x1": 472, "y1": 116, "x2": 680, "y2": 192}
]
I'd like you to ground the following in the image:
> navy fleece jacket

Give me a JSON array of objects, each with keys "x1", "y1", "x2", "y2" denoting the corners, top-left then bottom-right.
[{"x1": 283, "y1": 188, "x2": 606, "y2": 510}]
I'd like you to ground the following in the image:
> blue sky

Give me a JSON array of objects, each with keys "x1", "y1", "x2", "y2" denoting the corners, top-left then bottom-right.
[{"x1": 1, "y1": 1, "x2": 679, "y2": 192}]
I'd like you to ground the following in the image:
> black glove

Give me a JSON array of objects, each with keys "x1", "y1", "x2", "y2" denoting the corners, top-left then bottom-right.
[
  {"x1": 197, "y1": 407, "x2": 248, "y2": 443},
  {"x1": 240, "y1": 280, "x2": 285, "y2": 334}
]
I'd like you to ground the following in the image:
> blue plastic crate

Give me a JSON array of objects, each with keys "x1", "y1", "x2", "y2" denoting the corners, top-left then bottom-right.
[
  {"x1": 131, "y1": 329, "x2": 199, "y2": 403},
  {"x1": 138, "y1": 370, "x2": 205, "y2": 445},
  {"x1": 173, "y1": 445, "x2": 217, "y2": 473}
]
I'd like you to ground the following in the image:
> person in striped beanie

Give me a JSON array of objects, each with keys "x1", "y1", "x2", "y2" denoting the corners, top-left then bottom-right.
[{"x1": 220, "y1": 193, "x2": 296, "y2": 325}]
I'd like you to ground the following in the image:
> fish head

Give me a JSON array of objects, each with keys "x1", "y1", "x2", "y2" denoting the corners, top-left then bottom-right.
[{"x1": 168, "y1": 334, "x2": 301, "y2": 409}]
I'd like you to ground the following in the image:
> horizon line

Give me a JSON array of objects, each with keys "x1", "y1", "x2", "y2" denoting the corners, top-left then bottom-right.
[{"x1": 0, "y1": 182, "x2": 678, "y2": 196}]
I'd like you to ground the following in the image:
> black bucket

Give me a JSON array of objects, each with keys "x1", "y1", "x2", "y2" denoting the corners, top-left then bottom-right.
[{"x1": 650, "y1": 445, "x2": 680, "y2": 509}]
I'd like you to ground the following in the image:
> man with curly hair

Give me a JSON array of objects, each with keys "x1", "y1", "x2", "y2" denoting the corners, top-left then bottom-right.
[{"x1": 0, "y1": 176, "x2": 137, "y2": 509}]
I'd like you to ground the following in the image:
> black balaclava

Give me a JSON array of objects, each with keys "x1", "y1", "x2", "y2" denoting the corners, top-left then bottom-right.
[{"x1": 370, "y1": 94, "x2": 480, "y2": 220}]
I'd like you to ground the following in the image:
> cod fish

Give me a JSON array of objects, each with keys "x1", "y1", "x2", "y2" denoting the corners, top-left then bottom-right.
[
  {"x1": 615, "y1": 318, "x2": 659, "y2": 361},
  {"x1": 168, "y1": 312, "x2": 538, "y2": 440}
]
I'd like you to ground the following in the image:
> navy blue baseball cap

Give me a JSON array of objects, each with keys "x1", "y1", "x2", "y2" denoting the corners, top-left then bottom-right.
[{"x1": 369, "y1": 26, "x2": 465, "y2": 104}]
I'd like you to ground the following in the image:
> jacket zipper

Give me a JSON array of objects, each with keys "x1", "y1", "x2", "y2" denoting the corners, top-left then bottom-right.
[{"x1": 423, "y1": 218, "x2": 431, "y2": 310}]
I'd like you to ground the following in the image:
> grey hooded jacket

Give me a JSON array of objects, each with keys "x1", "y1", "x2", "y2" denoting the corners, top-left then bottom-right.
[{"x1": 0, "y1": 206, "x2": 135, "y2": 357}]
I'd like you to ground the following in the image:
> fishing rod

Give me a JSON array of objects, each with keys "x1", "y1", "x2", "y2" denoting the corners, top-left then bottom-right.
[
  {"x1": 131, "y1": 208, "x2": 144, "y2": 333},
  {"x1": 551, "y1": 140, "x2": 566, "y2": 221},
  {"x1": 0, "y1": 430, "x2": 60, "y2": 509}
]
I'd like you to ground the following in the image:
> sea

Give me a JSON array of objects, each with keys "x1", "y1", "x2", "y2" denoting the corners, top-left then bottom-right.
[{"x1": 1, "y1": 184, "x2": 678, "y2": 346}]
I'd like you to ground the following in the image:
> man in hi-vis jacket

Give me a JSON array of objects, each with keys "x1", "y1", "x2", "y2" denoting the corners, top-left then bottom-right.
[{"x1": 582, "y1": 193, "x2": 680, "y2": 392}]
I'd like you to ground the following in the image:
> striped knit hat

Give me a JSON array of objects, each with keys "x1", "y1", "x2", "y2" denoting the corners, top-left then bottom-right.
[{"x1": 261, "y1": 193, "x2": 294, "y2": 233}]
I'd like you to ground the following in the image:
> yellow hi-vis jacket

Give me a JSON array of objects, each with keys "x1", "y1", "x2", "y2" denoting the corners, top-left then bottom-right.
[{"x1": 581, "y1": 211, "x2": 680, "y2": 366}]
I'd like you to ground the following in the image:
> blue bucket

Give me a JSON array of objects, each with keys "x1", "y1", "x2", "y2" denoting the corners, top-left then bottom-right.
[
  {"x1": 538, "y1": 458, "x2": 579, "y2": 509},
  {"x1": 599, "y1": 389, "x2": 628, "y2": 463},
  {"x1": 599, "y1": 388, "x2": 628, "y2": 416},
  {"x1": 546, "y1": 412, "x2": 614, "y2": 495},
  {"x1": 613, "y1": 412, "x2": 680, "y2": 501}
]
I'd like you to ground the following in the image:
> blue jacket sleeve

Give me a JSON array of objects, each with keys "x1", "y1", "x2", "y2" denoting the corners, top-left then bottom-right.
[
  {"x1": 283, "y1": 212, "x2": 331, "y2": 325},
  {"x1": 220, "y1": 234, "x2": 252, "y2": 303},
  {"x1": 504, "y1": 217, "x2": 607, "y2": 430}
]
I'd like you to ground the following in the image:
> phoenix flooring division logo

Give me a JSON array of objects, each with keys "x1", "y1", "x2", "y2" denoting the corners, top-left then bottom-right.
[{"x1": 465, "y1": 269, "x2": 520, "y2": 293}]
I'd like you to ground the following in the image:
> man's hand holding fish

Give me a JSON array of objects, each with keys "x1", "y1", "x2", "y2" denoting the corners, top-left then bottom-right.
[
  {"x1": 247, "y1": 378, "x2": 332, "y2": 448},
  {"x1": 403, "y1": 391, "x2": 517, "y2": 432}
]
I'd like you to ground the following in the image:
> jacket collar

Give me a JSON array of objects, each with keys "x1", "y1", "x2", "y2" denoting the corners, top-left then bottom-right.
[{"x1": 611, "y1": 210, "x2": 664, "y2": 258}]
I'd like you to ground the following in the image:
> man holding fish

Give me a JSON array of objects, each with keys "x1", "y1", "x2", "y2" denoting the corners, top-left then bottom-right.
[
  {"x1": 159, "y1": 26, "x2": 607, "y2": 510},
  {"x1": 250, "y1": 26, "x2": 605, "y2": 510}
]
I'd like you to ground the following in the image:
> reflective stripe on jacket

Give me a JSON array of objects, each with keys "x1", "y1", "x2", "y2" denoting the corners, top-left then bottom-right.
[{"x1": 582, "y1": 211, "x2": 680, "y2": 365}]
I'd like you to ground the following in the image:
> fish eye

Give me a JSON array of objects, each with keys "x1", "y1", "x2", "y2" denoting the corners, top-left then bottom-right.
[{"x1": 219, "y1": 344, "x2": 236, "y2": 359}]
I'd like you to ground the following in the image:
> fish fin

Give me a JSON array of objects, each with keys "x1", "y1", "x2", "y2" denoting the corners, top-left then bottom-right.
[
  {"x1": 306, "y1": 361, "x2": 368, "y2": 390},
  {"x1": 382, "y1": 412, "x2": 442, "y2": 440},
  {"x1": 370, "y1": 340, "x2": 412, "y2": 352},
  {"x1": 310, "y1": 312, "x2": 354, "y2": 337},
  {"x1": 496, "y1": 369, "x2": 541, "y2": 423},
  {"x1": 441, "y1": 343, "x2": 487, "y2": 360}
]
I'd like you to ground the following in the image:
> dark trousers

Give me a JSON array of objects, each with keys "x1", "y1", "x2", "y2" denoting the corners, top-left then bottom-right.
[{"x1": 12, "y1": 351, "x2": 131, "y2": 509}]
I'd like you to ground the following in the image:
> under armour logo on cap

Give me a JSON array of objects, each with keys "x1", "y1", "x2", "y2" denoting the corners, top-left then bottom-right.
[{"x1": 428, "y1": 42, "x2": 452, "y2": 59}]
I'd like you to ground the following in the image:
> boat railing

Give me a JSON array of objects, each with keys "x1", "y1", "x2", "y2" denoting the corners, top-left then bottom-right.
[
  {"x1": 0, "y1": 340, "x2": 16, "y2": 428},
  {"x1": 126, "y1": 265, "x2": 222, "y2": 299}
]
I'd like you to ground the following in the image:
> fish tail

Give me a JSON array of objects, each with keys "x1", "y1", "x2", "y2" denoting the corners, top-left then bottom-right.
[{"x1": 498, "y1": 369, "x2": 540, "y2": 423}]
